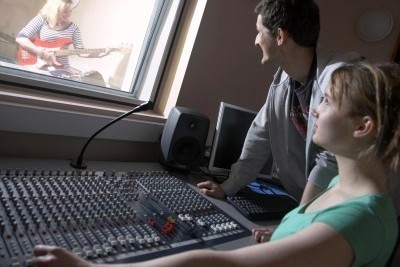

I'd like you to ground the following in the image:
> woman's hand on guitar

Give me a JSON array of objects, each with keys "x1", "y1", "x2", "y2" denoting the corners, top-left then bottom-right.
[{"x1": 40, "y1": 49, "x2": 62, "y2": 67}]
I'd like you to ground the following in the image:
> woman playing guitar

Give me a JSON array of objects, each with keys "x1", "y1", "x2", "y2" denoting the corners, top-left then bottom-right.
[{"x1": 16, "y1": 0, "x2": 108, "y2": 72}]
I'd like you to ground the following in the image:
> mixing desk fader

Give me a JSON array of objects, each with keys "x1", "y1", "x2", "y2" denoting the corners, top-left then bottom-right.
[{"x1": 0, "y1": 169, "x2": 250, "y2": 266}]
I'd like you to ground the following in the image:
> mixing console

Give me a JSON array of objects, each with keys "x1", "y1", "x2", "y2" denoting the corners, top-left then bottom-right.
[{"x1": 0, "y1": 169, "x2": 250, "y2": 266}]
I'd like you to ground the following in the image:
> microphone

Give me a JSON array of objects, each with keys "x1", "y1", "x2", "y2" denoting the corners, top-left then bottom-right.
[{"x1": 70, "y1": 101, "x2": 153, "y2": 169}]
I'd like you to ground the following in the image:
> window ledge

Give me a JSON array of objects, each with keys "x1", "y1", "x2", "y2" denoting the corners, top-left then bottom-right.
[{"x1": 0, "y1": 83, "x2": 166, "y2": 142}]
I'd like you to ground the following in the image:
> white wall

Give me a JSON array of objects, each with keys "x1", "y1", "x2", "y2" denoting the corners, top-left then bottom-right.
[
  {"x1": 70, "y1": 0, "x2": 156, "y2": 88},
  {"x1": 0, "y1": 0, "x2": 43, "y2": 60}
]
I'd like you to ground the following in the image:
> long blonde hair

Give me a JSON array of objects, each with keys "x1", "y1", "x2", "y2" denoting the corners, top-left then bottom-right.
[{"x1": 39, "y1": 0, "x2": 74, "y2": 28}]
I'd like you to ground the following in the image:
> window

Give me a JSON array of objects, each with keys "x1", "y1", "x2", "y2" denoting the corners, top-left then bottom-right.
[{"x1": 0, "y1": 0, "x2": 184, "y2": 105}]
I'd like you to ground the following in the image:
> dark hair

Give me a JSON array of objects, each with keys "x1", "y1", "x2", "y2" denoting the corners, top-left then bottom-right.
[
  {"x1": 254, "y1": 0, "x2": 320, "y2": 47},
  {"x1": 329, "y1": 61, "x2": 400, "y2": 171}
]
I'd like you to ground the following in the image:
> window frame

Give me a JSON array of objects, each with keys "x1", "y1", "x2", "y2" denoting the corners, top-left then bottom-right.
[
  {"x1": 0, "y1": 0, "x2": 207, "y2": 144},
  {"x1": 0, "y1": 0, "x2": 185, "y2": 106}
]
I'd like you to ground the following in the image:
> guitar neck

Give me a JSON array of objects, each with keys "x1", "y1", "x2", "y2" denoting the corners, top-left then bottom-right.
[
  {"x1": 55, "y1": 47, "x2": 117, "y2": 56},
  {"x1": 18, "y1": 37, "x2": 131, "y2": 67}
]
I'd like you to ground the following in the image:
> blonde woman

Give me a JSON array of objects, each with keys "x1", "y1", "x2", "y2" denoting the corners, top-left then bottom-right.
[
  {"x1": 16, "y1": 0, "x2": 83, "y2": 68},
  {"x1": 16, "y1": 0, "x2": 108, "y2": 81}
]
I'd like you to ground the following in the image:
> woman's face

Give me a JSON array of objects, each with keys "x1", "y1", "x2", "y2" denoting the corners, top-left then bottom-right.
[
  {"x1": 312, "y1": 87, "x2": 357, "y2": 155},
  {"x1": 59, "y1": 6, "x2": 72, "y2": 23}
]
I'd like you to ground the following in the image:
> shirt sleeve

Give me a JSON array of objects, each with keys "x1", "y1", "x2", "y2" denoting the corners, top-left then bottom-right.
[
  {"x1": 315, "y1": 200, "x2": 388, "y2": 265},
  {"x1": 221, "y1": 101, "x2": 272, "y2": 196},
  {"x1": 17, "y1": 16, "x2": 44, "y2": 39},
  {"x1": 71, "y1": 24, "x2": 84, "y2": 49},
  {"x1": 307, "y1": 149, "x2": 338, "y2": 189}
]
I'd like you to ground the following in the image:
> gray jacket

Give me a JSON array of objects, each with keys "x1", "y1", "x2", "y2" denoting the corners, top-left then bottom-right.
[{"x1": 221, "y1": 47, "x2": 363, "y2": 201}]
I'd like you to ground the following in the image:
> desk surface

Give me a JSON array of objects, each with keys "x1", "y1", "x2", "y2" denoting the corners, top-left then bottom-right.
[{"x1": 0, "y1": 157, "x2": 278, "y2": 253}]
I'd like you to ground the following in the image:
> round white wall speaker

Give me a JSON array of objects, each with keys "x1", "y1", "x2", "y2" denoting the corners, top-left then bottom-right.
[{"x1": 356, "y1": 8, "x2": 393, "y2": 42}]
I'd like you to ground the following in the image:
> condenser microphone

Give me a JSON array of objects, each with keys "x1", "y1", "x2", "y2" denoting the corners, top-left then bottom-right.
[{"x1": 70, "y1": 101, "x2": 153, "y2": 169}]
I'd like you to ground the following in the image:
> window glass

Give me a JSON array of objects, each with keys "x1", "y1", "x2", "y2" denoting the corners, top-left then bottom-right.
[{"x1": 0, "y1": 0, "x2": 183, "y2": 104}]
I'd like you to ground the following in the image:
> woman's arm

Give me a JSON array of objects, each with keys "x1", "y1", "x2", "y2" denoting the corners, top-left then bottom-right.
[
  {"x1": 16, "y1": 36, "x2": 61, "y2": 66},
  {"x1": 32, "y1": 222, "x2": 353, "y2": 267},
  {"x1": 16, "y1": 37, "x2": 44, "y2": 58},
  {"x1": 16, "y1": 16, "x2": 62, "y2": 67},
  {"x1": 16, "y1": 16, "x2": 45, "y2": 58}
]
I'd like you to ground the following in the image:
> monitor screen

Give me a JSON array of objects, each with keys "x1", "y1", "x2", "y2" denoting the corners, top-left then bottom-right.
[{"x1": 208, "y1": 102, "x2": 272, "y2": 178}]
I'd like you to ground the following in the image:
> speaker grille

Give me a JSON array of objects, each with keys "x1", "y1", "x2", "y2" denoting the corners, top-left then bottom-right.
[
  {"x1": 160, "y1": 106, "x2": 210, "y2": 170},
  {"x1": 171, "y1": 136, "x2": 201, "y2": 165}
]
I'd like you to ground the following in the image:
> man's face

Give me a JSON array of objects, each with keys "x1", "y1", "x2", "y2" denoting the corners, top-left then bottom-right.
[{"x1": 255, "y1": 15, "x2": 279, "y2": 65}]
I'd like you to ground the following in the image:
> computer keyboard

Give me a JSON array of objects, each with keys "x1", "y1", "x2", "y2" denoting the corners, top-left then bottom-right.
[{"x1": 227, "y1": 179, "x2": 298, "y2": 220}]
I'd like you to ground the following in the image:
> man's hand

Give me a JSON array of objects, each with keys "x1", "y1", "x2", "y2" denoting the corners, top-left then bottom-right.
[
  {"x1": 197, "y1": 180, "x2": 226, "y2": 198},
  {"x1": 32, "y1": 245, "x2": 93, "y2": 267}
]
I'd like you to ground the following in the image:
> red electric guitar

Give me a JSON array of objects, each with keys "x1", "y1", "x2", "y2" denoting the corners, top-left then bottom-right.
[{"x1": 17, "y1": 38, "x2": 131, "y2": 68}]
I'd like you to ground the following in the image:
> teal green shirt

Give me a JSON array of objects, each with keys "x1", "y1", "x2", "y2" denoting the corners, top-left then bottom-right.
[{"x1": 271, "y1": 176, "x2": 398, "y2": 266}]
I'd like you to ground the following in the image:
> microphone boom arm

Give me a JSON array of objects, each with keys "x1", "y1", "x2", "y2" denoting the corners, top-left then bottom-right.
[{"x1": 70, "y1": 101, "x2": 153, "y2": 169}]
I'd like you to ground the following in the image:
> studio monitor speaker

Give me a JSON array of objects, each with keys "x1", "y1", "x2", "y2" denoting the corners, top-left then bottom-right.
[{"x1": 161, "y1": 106, "x2": 210, "y2": 171}]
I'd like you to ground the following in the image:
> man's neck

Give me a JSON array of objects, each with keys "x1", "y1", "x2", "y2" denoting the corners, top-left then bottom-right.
[{"x1": 281, "y1": 45, "x2": 315, "y2": 84}]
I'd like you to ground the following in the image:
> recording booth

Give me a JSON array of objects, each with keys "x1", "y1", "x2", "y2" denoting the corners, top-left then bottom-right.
[{"x1": 2, "y1": 0, "x2": 399, "y2": 266}]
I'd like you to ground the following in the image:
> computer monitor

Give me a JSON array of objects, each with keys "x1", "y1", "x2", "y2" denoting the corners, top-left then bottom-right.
[{"x1": 208, "y1": 102, "x2": 272, "y2": 178}]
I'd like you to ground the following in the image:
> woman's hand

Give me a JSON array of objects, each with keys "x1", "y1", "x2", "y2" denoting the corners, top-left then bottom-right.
[
  {"x1": 252, "y1": 227, "x2": 275, "y2": 243},
  {"x1": 32, "y1": 245, "x2": 94, "y2": 267},
  {"x1": 40, "y1": 49, "x2": 62, "y2": 66}
]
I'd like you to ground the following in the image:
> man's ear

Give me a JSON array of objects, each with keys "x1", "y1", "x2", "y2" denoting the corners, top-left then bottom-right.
[
  {"x1": 353, "y1": 116, "x2": 376, "y2": 138},
  {"x1": 276, "y1": 28, "x2": 289, "y2": 46}
]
